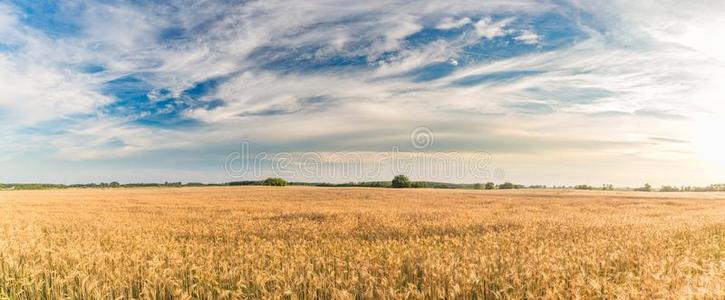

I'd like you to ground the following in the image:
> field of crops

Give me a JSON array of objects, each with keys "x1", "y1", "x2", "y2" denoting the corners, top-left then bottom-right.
[{"x1": 0, "y1": 187, "x2": 723, "y2": 299}]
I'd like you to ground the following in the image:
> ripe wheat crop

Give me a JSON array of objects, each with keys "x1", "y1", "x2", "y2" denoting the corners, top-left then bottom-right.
[{"x1": 0, "y1": 187, "x2": 723, "y2": 299}]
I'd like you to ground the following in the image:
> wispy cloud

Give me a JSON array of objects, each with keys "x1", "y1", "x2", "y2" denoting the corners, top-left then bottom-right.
[
  {"x1": 1, "y1": 0, "x2": 724, "y2": 185},
  {"x1": 436, "y1": 17, "x2": 472, "y2": 30},
  {"x1": 474, "y1": 17, "x2": 515, "y2": 39}
]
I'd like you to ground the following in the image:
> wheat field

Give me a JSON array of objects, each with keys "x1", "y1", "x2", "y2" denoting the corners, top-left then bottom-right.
[{"x1": 0, "y1": 187, "x2": 723, "y2": 299}]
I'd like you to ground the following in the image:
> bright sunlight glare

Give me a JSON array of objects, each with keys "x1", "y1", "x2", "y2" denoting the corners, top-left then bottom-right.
[{"x1": 695, "y1": 119, "x2": 725, "y2": 166}]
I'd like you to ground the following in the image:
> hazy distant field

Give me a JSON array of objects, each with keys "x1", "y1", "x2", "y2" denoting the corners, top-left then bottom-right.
[{"x1": 0, "y1": 187, "x2": 723, "y2": 299}]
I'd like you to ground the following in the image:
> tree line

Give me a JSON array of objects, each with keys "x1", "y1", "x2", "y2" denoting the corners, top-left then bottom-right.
[{"x1": 3, "y1": 178, "x2": 725, "y2": 192}]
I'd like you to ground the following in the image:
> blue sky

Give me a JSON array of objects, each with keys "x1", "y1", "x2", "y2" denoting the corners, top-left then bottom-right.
[{"x1": 1, "y1": 0, "x2": 724, "y2": 185}]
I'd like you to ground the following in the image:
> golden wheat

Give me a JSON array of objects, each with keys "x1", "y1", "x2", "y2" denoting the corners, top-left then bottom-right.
[{"x1": 0, "y1": 187, "x2": 723, "y2": 299}]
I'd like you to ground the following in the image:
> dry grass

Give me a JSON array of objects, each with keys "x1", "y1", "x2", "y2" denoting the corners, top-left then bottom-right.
[{"x1": 0, "y1": 187, "x2": 723, "y2": 299}]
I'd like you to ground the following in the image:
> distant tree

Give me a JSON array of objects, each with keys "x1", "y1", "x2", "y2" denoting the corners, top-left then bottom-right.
[
  {"x1": 109, "y1": 181, "x2": 120, "y2": 188},
  {"x1": 575, "y1": 185, "x2": 593, "y2": 190},
  {"x1": 391, "y1": 175, "x2": 412, "y2": 188},
  {"x1": 635, "y1": 183, "x2": 652, "y2": 192},
  {"x1": 263, "y1": 177, "x2": 288, "y2": 187},
  {"x1": 711, "y1": 184, "x2": 725, "y2": 191},
  {"x1": 498, "y1": 182, "x2": 515, "y2": 190},
  {"x1": 411, "y1": 181, "x2": 428, "y2": 188},
  {"x1": 473, "y1": 183, "x2": 483, "y2": 190},
  {"x1": 660, "y1": 186, "x2": 680, "y2": 192},
  {"x1": 485, "y1": 182, "x2": 496, "y2": 190}
]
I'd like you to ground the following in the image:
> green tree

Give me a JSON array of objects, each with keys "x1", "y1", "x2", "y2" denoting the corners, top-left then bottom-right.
[
  {"x1": 411, "y1": 181, "x2": 428, "y2": 188},
  {"x1": 660, "y1": 186, "x2": 680, "y2": 192},
  {"x1": 263, "y1": 177, "x2": 288, "y2": 187},
  {"x1": 109, "y1": 182, "x2": 120, "y2": 188},
  {"x1": 498, "y1": 182, "x2": 515, "y2": 190},
  {"x1": 635, "y1": 183, "x2": 652, "y2": 192},
  {"x1": 485, "y1": 182, "x2": 495, "y2": 190},
  {"x1": 391, "y1": 175, "x2": 411, "y2": 188}
]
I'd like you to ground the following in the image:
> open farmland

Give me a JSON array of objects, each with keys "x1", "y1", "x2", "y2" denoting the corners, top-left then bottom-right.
[{"x1": 0, "y1": 187, "x2": 724, "y2": 299}]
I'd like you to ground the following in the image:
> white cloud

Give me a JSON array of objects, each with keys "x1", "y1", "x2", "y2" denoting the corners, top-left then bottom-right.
[
  {"x1": 474, "y1": 17, "x2": 514, "y2": 39},
  {"x1": 374, "y1": 40, "x2": 458, "y2": 76},
  {"x1": 436, "y1": 17, "x2": 471, "y2": 30},
  {"x1": 515, "y1": 30, "x2": 540, "y2": 44},
  {"x1": 0, "y1": 4, "x2": 15, "y2": 28},
  {"x1": 2, "y1": 0, "x2": 725, "y2": 184},
  {"x1": 0, "y1": 6, "x2": 110, "y2": 128}
]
